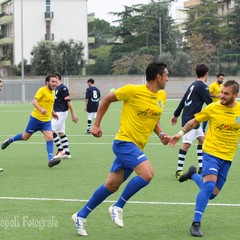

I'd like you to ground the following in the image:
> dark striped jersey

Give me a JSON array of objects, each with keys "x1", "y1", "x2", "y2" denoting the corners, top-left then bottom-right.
[
  {"x1": 174, "y1": 80, "x2": 212, "y2": 127},
  {"x1": 54, "y1": 83, "x2": 71, "y2": 112},
  {"x1": 85, "y1": 86, "x2": 101, "y2": 112}
]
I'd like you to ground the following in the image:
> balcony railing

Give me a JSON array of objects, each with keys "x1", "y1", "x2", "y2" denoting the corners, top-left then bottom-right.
[
  {"x1": 88, "y1": 36, "x2": 95, "y2": 44},
  {"x1": 0, "y1": 35, "x2": 13, "y2": 45},
  {"x1": 45, "y1": 11, "x2": 54, "y2": 20},
  {"x1": 45, "y1": 33, "x2": 54, "y2": 41},
  {"x1": 0, "y1": 59, "x2": 11, "y2": 67},
  {"x1": 0, "y1": 12, "x2": 13, "y2": 26}
]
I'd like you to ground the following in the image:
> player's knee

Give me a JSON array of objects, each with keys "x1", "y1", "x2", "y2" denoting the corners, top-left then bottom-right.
[
  {"x1": 105, "y1": 182, "x2": 121, "y2": 193},
  {"x1": 141, "y1": 172, "x2": 154, "y2": 182}
]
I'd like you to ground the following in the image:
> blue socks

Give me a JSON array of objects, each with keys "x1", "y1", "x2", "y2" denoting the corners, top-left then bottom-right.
[
  {"x1": 46, "y1": 140, "x2": 54, "y2": 161},
  {"x1": 115, "y1": 176, "x2": 149, "y2": 208},
  {"x1": 194, "y1": 181, "x2": 215, "y2": 222},
  {"x1": 192, "y1": 173, "x2": 203, "y2": 188},
  {"x1": 78, "y1": 184, "x2": 113, "y2": 218},
  {"x1": 77, "y1": 176, "x2": 149, "y2": 219},
  {"x1": 10, "y1": 133, "x2": 23, "y2": 142}
]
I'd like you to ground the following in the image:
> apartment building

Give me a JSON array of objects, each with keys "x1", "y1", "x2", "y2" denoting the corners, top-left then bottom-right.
[
  {"x1": 0, "y1": 0, "x2": 89, "y2": 76},
  {"x1": 184, "y1": 0, "x2": 236, "y2": 15}
]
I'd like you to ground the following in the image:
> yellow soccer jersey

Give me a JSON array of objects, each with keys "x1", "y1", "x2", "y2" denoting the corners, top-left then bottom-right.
[
  {"x1": 209, "y1": 82, "x2": 222, "y2": 102},
  {"x1": 31, "y1": 86, "x2": 55, "y2": 122},
  {"x1": 195, "y1": 101, "x2": 240, "y2": 161},
  {"x1": 114, "y1": 84, "x2": 166, "y2": 150}
]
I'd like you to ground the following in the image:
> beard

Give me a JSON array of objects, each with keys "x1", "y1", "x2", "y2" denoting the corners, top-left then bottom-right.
[{"x1": 220, "y1": 97, "x2": 234, "y2": 106}]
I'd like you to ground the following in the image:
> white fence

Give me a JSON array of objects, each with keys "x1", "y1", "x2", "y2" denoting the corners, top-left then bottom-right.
[{"x1": 0, "y1": 75, "x2": 239, "y2": 103}]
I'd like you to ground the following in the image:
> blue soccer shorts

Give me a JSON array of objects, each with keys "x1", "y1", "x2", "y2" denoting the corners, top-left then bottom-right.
[
  {"x1": 202, "y1": 152, "x2": 232, "y2": 190},
  {"x1": 110, "y1": 140, "x2": 148, "y2": 180},
  {"x1": 25, "y1": 116, "x2": 52, "y2": 134}
]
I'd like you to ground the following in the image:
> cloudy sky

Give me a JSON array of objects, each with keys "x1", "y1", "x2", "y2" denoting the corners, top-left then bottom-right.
[{"x1": 87, "y1": 0, "x2": 184, "y2": 25}]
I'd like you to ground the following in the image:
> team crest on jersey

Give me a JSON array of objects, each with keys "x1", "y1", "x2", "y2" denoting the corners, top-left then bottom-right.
[
  {"x1": 236, "y1": 117, "x2": 240, "y2": 124},
  {"x1": 158, "y1": 100, "x2": 163, "y2": 108}
]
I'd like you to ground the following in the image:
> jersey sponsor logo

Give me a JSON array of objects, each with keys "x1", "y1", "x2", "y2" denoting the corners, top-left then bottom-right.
[
  {"x1": 215, "y1": 124, "x2": 240, "y2": 132},
  {"x1": 137, "y1": 108, "x2": 161, "y2": 117},
  {"x1": 236, "y1": 117, "x2": 240, "y2": 124},
  {"x1": 224, "y1": 111, "x2": 234, "y2": 114}
]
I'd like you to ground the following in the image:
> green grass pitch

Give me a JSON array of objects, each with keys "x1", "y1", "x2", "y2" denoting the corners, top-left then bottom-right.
[{"x1": 0, "y1": 100, "x2": 240, "y2": 240}]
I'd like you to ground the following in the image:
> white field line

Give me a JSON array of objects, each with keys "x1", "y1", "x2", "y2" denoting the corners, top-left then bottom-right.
[
  {"x1": 0, "y1": 196, "x2": 239, "y2": 207},
  {"x1": 0, "y1": 138, "x2": 240, "y2": 146}
]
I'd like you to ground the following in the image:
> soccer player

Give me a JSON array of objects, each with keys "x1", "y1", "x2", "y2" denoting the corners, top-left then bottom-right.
[
  {"x1": 0, "y1": 80, "x2": 4, "y2": 172},
  {"x1": 72, "y1": 62, "x2": 170, "y2": 236},
  {"x1": 84, "y1": 78, "x2": 101, "y2": 134},
  {"x1": 171, "y1": 64, "x2": 212, "y2": 179},
  {"x1": 169, "y1": 80, "x2": 240, "y2": 237},
  {"x1": 51, "y1": 73, "x2": 78, "y2": 159},
  {"x1": 202, "y1": 72, "x2": 225, "y2": 132},
  {"x1": 1, "y1": 74, "x2": 60, "y2": 168}
]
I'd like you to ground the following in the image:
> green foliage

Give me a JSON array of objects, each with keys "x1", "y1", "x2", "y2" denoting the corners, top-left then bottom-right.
[
  {"x1": 110, "y1": 1, "x2": 178, "y2": 61},
  {"x1": 184, "y1": 0, "x2": 222, "y2": 45},
  {"x1": 171, "y1": 51, "x2": 191, "y2": 76},
  {"x1": 188, "y1": 34, "x2": 217, "y2": 75},
  {"x1": 223, "y1": 0, "x2": 240, "y2": 68},
  {"x1": 31, "y1": 42, "x2": 57, "y2": 75},
  {"x1": 10, "y1": 59, "x2": 31, "y2": 76},
  {"x1": 88, "y1": 18, "x2": 116, "y2": 48},
  {"x1": 56, "y1": 39, "x2": 84, "y2": 75},
  {"x1": 183, "y1": 0, "x2": 240, "y2": 75},
  {"x1": 87, "y1": 45, "x2": 113, "y2": 75},
  {"x1": 30, "y1": 39, "x2": 84, "y2": 76},
  {"x1": 112, "y1": 54, "x2": 154, "y2": 75}
]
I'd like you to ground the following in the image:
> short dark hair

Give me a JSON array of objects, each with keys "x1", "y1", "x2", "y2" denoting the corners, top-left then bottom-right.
[
  {"x1": 196, "y1": 64, "x2": 208, "y2": 78},
  {"x1": 223, "y1": 80, "x2": 239, "y2": 94},
  {"x1": 146, "y1": 62, "x2": 167, "y2": 81},
  {"x1": 53, "y1": 72, "x2": 61, "y2": 80},
  {"x1": 45, "y1": 74, "x2": 57, "y2": 84},
  {"x1": 217, "y1": 73, "x2": 225, "y2": 78},
  {"x1": 87, "y1": 78, "x2": 94, "y2": 84}
]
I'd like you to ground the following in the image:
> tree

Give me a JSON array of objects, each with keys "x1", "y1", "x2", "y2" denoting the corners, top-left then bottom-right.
[
  {"x1": 87, "y1": 45, "x2": 113, "y2": 75},
  {"x1": 184, "y1": 0, "x2": 223, "y2": 45},
  {"x1": 112, "y1": 54, "x2": 154, "y2": 75},
  {"x1": 110, "y1": 1, "x2": 177, "y2": 61},
  {"x1": 221, "y1": 0, "x2": 240, "y2": 74},
  {"x1": 171, "y1": 51, "x2": 191, "y2": 76},
  {"x1": 31, "y1": 39, "x2": 84, "y2": 75},
  {"x1": 183, "y1": 0, "x2": 223, "y2": 74},
  {"x1": 10, "y1": 59, "x2": 31, "y2": 76},
  {"x1": 188, "y1": 34, "x2": 217, "y2": 75},
  {"x1": 88, "y1": 18, "x2": 116, "y2": 48},
  {"x1": 31, "y1": 41, "x2": 58, "y2": 75},
  {"x1": 56, "y1": 39, "x2": 84, "y2": 75}
]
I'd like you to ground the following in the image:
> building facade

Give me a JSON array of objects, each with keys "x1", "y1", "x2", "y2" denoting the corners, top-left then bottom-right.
[
  {"x1": 0, "y1": 0, "x2": 89, "y2": 76},
  {"x1": 184, "y1": 0, "x2": 235, "y2": 15}
]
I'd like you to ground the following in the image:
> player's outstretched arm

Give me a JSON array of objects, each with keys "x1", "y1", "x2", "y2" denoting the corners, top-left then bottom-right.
[{"x1": 169, "y1": 118, "x2": 199, "y2": 147}]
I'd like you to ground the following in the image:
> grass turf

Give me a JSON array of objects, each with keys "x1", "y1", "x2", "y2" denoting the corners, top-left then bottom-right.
[{"x1": 0, "y1": 100, "x2": 240, "y2": 240}]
